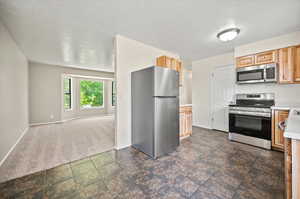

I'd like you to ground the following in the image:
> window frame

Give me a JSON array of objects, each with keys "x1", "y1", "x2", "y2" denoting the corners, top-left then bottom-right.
[
  {"x1": 63, "y1": 77, "x2": 72, "y2": 111},
  {"x1": 79, "y1": 78, "x2": 105, "y2": 110}
]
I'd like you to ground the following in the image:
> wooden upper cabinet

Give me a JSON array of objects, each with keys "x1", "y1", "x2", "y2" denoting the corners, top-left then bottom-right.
[
  {"x1": 235, "y1": 45, "x2": 300, "y2": 84},
  {"x1": 272, "y1": 110, "x2": 289, "y2": 151},
  {"x1": 236, "y1": 55, "x2": 255, "y2": 68},
  {"x1": 278, "y1": 47, "x2": 295, "y2": 84},
  {"x1": 255, "y1": 50, "x2": 277, "y2": 64},
  {"x1": 236, "y1": 50, "x2": 277, "y2": 68},
  {"x1": 156, "y1": 56, "x2": 180, "y2": 71},
  {"x1": 156, "y1": 56, "x2": 172, "y2": 68},
  {"x1": 294, "y1": 45, "x2": 300, "y2": 82},
  {"x1": 156, "y1": 55, "x2": 182, "y2": 86}
]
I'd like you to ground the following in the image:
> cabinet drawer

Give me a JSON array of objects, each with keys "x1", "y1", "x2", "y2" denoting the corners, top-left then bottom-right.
[
  {"x1": 255, "y1": 50, "x2": 277, "y2": 64},
  {"x1": 236, "y1": 55, "x2": 255, "y2": 68}
]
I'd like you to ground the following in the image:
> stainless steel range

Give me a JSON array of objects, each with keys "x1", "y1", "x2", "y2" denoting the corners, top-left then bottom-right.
[{"x1": 228, "y1": 93, "x2": 275, "y2": 149}]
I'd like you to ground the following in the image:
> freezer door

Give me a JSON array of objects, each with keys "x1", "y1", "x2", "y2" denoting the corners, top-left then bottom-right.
[
  {"x1": 154, "y1": 67, "x2": 179, "y2": 97},
  {"x1": 154, "y1": 97, "x2": 179, "y2": 158}
]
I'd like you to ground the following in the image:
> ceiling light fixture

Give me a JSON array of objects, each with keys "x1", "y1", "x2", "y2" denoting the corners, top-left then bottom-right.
[{"x1": 217, "y1": 28, "x2": 240, "y2": 42}]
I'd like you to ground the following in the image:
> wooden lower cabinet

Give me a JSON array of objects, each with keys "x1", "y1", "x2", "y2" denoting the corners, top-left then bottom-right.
[
  {"x1": 285, "y1": 138, "x2": 292, "y2": 199},
  {"x1": 272, "y1": 110, "x2": 289, "y2": 151},
  {"x1": 179, "y1": 106, "x2": 192, "y2": 138}
]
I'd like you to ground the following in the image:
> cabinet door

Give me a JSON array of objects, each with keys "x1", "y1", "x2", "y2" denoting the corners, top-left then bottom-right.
[
  {"x1": 236, "y1": 55, "x2": 255, "y2": 68},
  {"x1": 179, "y1": 106, "x2": 192, "y2": 137},
  {"x1": 177, "y1": 61, "x2": 182, "y2": 86},
  {"x1": 156, "y1": 56, "x2": 172, "y2": 68},
  {"x1": 284, "y1": 138, "x2": 292, "y2": 199},
  {"x1": 179, "y1": 109, "x2": 186, "y2": 137},
  {"x1": 255, "y1": 50, "x2": 277, "y2": 64},
  {"x1": 272, "y1": 110, "x2": 289, "y2": 150},
  {"x1": 278, "y1": 47, "x2": 295, "y2": 84},
  {"x1": 170, "y1": 58, "x2": 177, "y2": 71},
  {"x1": 294, "y1": 45, "x2": 300, "y2": 82}
]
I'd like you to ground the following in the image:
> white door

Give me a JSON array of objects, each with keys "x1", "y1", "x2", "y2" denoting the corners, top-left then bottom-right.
[{"x1": 211, "y1": 66, "x2": 235, "y2": 132}]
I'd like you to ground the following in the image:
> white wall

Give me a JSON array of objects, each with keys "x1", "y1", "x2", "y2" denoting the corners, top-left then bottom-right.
[
  {"x1": 0, "y1": 22, "x2": 28, "y2": 163},
  {"x1": 235, "y1": 31, "x2": 300, "y2": 57},
  {"x1": 115, "y1": 35, "x2": 179, "y2": 149},
  {"x1": 192, "y1": 53, "x2": 234, "y2": 129},
  {"x1": 180, "y1": 68, "x2": 192, "y2": 105},
  {"x1": 236, "y1": 84, "x2": 300, "y2": 105},
  {"x1": 29, "y1": 62, "x2": 114, "y2": 124},
  {"x1": 235, "y1": 31, "x2": 300, "y2": 105},
  {"x1": 192, "y1": 31, "x2": 300, "y2": 130}
]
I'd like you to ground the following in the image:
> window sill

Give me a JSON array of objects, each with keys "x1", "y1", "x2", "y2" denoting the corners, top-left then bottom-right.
[{"x1": 80, "y1": 106, "x2": 104, "y2": 110}]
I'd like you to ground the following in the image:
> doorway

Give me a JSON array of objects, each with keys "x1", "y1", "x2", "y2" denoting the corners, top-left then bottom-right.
[{"x1": 211, "y1": 65, "x2": 235, "y2": 132}]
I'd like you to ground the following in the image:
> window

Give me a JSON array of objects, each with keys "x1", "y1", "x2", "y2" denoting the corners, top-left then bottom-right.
[
  {"x1": 112, "y1": 81, "x2": 116, "y2": 106},
  {"x1": 80, "y1": 80, "x2": 104, "y2": 108},
  {"x1": 64, "y1": 77, "x2": 72, "y2": 110}
]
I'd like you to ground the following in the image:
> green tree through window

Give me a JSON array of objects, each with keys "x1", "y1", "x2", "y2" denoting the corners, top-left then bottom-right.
[{"x1": 80, "y1": 80, "x2": 103, "y2": 108}]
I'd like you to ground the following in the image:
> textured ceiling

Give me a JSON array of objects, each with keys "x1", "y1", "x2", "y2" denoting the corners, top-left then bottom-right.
[{"x1": 0, "y1": 0, "x2": 300, "y2": 72}]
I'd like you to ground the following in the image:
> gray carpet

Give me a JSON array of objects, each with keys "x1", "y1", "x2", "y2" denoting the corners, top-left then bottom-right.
[{"x1": 0, "y1": 115, "x2": 115, "y2": 183}]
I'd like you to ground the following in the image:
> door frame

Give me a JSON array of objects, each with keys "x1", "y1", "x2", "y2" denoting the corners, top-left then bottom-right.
[{"x1": 210, "y1": 65, "x2": 235, "y2": 131}]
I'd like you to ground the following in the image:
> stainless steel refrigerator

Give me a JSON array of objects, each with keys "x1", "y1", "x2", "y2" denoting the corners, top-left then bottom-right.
[{"x1": 132, "y1": 66, "x2": 179, "y2": 159}]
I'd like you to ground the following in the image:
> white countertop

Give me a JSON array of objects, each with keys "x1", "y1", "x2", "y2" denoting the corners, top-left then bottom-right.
[
  {"x1": 271, "y1": 102, "x2": 300, "y2": 111},
  {"x1": 271, "y1": 106, "x2": 293, "y2": 111},
  {"x1": 284, "y1": 109, "x2": 300, "y2": 140}
]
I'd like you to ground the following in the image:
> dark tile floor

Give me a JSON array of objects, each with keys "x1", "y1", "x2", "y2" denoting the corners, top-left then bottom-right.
[{"x1": 0, "y1": 127, "x2": 284, "y2": 199}]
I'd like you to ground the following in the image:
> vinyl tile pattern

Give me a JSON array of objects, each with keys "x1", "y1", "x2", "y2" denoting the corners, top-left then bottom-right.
[{"x1": 0, "y1": 127, "x2": 284, "y2": 199}]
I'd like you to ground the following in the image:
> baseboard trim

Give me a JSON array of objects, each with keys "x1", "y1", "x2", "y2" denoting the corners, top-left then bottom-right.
[
  {"x1": 180, "y1": 135, "x2": 191, "y2": 140},
  {"x1": 30, "y1": 115, "x2": 114, "y2": 127},
  {"x1": 115, "y1": 143, "x2": 131, "y2": 150},
  {"x1": 0, "y1": 126, "x2": 29, "y2": 167},
  {"x1": 29, "y1": 120, "x2": 63, "y2": 127},
  {"x1": 192, "y1": 124, "x2": 212, "y2": 129}
]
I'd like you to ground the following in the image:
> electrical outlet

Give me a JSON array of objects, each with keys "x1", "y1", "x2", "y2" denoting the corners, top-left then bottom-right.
[{"x1": 50, "y1": 114, "x2": 54, "y2": 119}]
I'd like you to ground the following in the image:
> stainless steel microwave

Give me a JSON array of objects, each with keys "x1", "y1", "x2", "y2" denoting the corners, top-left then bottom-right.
[{"x1": 236, "y1": 63, "x2": 277, "y2": 84}]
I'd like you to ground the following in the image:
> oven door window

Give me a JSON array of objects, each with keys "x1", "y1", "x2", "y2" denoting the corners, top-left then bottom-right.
[
  {"x1": 237, "y1": 69, "x2": 264, "y2": 82},
  {"x1": 229, "y1": 114, "x2": 271, "y2": 140}
]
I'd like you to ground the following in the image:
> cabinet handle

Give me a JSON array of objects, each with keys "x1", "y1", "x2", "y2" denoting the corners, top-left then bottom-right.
[{"x1": 278, "y1": 120, "x2": 287, "y2": 131}]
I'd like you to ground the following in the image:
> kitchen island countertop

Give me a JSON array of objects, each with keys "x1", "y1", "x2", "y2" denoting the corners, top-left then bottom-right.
[{"x1": 284, "y1": 109, "x2": 300, "y2": 140}]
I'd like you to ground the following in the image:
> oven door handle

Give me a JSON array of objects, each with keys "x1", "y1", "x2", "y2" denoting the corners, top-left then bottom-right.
[{"x1": 229, "y1": 111, "x2": 271, "y2": 118}]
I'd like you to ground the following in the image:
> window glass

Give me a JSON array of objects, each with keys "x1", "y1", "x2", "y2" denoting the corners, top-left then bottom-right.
[
  {"x1": 112, "y1": 81, "x2": 116, "y2": 106},
  {"x1": 64, "y1": 78, "x2": 71, "y2": 109},
  {"x1": 80, "y1": 80, "x2": 104, "y2": 108}
]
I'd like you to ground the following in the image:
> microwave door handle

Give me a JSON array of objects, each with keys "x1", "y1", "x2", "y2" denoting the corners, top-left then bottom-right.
[{"x1": 263, "y1": 67, "x2": 267, "y2": 82}]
